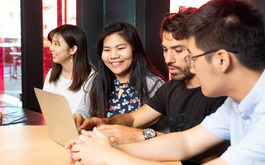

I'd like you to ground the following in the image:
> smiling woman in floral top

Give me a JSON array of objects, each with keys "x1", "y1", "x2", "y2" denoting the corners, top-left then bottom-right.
[{"x1": 73, "y1": 22, "x2": 165, "y2": 123}]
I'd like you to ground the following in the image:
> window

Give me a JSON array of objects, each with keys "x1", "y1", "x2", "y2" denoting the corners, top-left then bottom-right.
[
  {"x1": 0, "y1": 0, "x2": 22, "y2": 108},
  {"x1": 43, "y1": 0, "x2": 76, "y2": 80}
]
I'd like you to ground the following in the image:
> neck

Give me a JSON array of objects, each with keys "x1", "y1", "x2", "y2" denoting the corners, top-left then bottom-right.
[
  {"x1": 61, "y1": 62, "x2": 73, "y2": 80},
  {"x1": 185, "y1": 76, "x2": 200, "y2": 89},
  {"x1": 116, "y1": 73, "x2": 130, "y2": 83},
  {"x1": 225, "y1": 68, "x2": 263, "y2": 103}
]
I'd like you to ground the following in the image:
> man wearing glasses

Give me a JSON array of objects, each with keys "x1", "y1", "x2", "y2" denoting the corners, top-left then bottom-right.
[{"x1": 184, "y1": 50, "x2": 237, "y2": 67}]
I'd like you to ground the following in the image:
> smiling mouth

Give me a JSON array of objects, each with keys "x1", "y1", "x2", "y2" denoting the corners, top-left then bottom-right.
[{"x1": 111, "y1": 62, "x2": 123, "y2": 66}]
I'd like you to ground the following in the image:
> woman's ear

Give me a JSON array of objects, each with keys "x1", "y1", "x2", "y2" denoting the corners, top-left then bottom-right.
[
  {"x1": 216, "y1": 49, "x2": 231, "y2": 73},
  {"x1": 70, "y1": 45, "x2": 78, "y2": 55}
]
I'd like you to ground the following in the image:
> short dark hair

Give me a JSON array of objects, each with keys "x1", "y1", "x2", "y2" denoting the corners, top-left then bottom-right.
[
  {"x1": 160, "y1": 7, "x2": 197, "y2": 40},
  {"x1": 186, "y1": 0, "x2": 265, "y2": 71}
]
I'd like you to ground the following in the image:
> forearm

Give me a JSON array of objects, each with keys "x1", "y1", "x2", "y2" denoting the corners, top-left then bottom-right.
[
  {"x1": 202, "y1": 157, "x2": 228, "y2": 165},
  {"x1": 116, "y1": 132, "x2": 188, "y2": 161},
  {"x1": 156, "y1": 131, "x2": 165, "y2": 136},
  {"x1": 104, "y1": 104, "x2": 163, "y2": 129},
  {"x1": 116, "y1": 125, "x2": 224, "y2": 162},
  {"x1": 99, "y1": 147, "x2": 166, "y2": 165},
  {"x1": 103, "y1": 113, "x2": 135, "y2": 127}
]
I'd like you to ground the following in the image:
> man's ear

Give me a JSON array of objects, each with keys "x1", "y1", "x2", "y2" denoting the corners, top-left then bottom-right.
[
  {"x1": 70, "y1": 45, "x2": 78, "y2": 55},
  {"x1": 215, "y1": 49, "x2": 231, "y2": 73}
]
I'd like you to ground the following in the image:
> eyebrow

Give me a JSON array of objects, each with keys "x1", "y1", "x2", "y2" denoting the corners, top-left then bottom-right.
[
  {"x1": 162, "y1": 44, "x2": 186, "y2": 49},
  {"x1": 52, "y1": 40, "x2": 60, "y2": 43},
  {"x1": 103, "y1": 43, "x2": 127, "y2": 48}
]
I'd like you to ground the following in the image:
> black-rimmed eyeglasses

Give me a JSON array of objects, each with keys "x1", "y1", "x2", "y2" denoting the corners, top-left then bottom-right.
[{"x1": 185, "y1": 49, "x2": 238, "y2": 67}]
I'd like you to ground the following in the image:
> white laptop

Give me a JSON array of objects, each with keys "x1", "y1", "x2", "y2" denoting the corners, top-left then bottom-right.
[{"x1": 34, "y1": 87, "x2": 79, "y2": 146}]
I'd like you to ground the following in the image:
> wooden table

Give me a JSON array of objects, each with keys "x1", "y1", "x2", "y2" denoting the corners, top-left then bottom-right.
[
  {"x1": 0, "y1": 125, "x2": 181, "y2": 165},
  {"x1": 0, "y1": 125, "x2": 67, "y2": 165}
]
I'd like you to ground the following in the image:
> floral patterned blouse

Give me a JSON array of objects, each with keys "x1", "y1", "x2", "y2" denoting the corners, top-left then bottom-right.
[{"x1": 106, "y1": 77, "x2": 140, "y2": 117}]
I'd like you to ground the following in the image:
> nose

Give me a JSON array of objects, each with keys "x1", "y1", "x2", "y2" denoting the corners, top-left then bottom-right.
[
  {"x1": 190, "y1": 66, "x2": 196, "y2": 74},
  {"x1": 49, "y1": 43, "x2": 54, "y2": 52},
  {"x1": 109, "y1": 49, "x2": 120, "y2": 59},
  {"x1": 164, "y1": 50, "x2": 175, "y2": 64}
]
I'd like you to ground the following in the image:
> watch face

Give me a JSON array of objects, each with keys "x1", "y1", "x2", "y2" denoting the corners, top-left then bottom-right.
[
  {"x1": 144, "y1": 128, "x2": 156, "y2": 139},
  {"x1": 147, "y1": 129, "x2": 155, "y2": 136}
]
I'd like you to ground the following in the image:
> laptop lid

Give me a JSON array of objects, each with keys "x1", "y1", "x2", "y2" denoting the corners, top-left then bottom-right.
[{"x1": 34, "y1": 87, "x2": 79, "y2": 146}]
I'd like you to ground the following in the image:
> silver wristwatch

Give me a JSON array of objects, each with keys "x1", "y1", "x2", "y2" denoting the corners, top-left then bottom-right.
[{"x1": 143, "y1": 128, "x2": 157, "y2": 140}]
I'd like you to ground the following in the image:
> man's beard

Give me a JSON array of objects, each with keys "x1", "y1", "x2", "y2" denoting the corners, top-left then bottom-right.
[{"x1": 168, "y1": 64, "x2": 194, "y2": 81}]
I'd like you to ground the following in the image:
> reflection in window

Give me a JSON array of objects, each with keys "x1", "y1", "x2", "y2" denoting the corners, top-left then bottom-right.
[
  {"x1": 43, "y1": 0, "x2": 76, "y2": 81},
  {"x1": 0, "y1": 0, "x2": 22, "y2": 108}
]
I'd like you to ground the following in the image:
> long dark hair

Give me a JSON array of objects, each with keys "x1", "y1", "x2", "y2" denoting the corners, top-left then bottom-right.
[
  {"x1": 89, "y1": 22, "x2": 165, "y2": 117},
  {"x1": 47, "y1": 24, "x2": 95, "y2": 91}
]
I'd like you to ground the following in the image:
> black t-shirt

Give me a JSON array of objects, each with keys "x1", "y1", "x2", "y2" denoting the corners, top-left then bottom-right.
[{"x1": 147, "y1": 80, "x2": 227, "y2": 132}]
